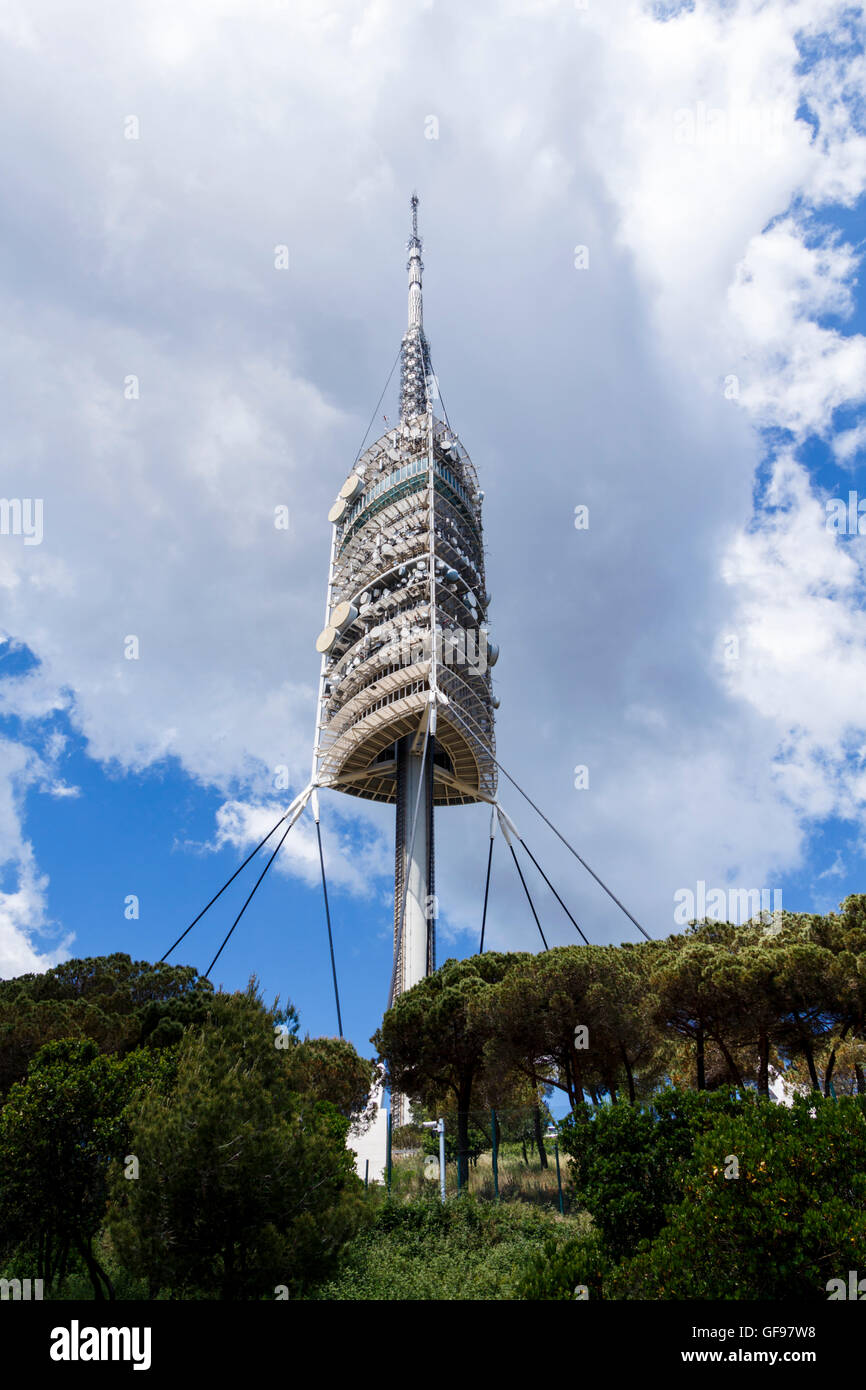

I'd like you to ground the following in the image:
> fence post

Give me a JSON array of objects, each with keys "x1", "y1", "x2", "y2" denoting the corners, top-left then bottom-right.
[
  {"x1": 554, "y1": 1135, "x2": 564, "y2": 1215},
  {"x1": 439, "y1": 1117, "x2": 446, "y2": 1205},
  {"x1": 365, "y1": 1158, "x2": 369, "y2": 1190},
  {"x1": 386, "y1": 1109, "x2": 392, "y2": 1197},
  {"x1": 491, "y1": 1108, "x2": 499, "y2": 1201}
]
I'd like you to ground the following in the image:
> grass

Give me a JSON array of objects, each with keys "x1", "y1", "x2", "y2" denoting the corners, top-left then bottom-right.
[
  {"x1": 307, "y1": 1192, "x2": 589, "y2": 1301},
  {"x1": 388, "y1": 1145, "x2": 569, "y2": 1211}
]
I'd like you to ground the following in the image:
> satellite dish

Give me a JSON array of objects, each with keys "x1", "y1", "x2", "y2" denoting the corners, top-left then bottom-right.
[
  {"x1": 339, "y1": 473, "x2": 365, "y2": 501},
  {"x1": 316, "y1": 626, "x2": 338, "y2": 654},
  {"x1": 491, "y1": 696, "x2": 500, "y2": 709},
  {"x1": 487, "y1": 641, "x2": 500, "y2": 666},
  {"x1": 328, "y1": 497, "x2": 347, "y2": 523},
  {"x1": 331, "y1": 601, "x2": 358, "y2": 633}
]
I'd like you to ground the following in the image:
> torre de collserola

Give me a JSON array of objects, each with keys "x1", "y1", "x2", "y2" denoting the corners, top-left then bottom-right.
[{"x1": 312, "y1": 196, "x2": 499, "y2": 1061}]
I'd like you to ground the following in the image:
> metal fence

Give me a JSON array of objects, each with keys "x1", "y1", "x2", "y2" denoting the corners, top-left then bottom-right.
[{"x1": 383, "y1": 1107, "x2": 570, "y2": 1212}]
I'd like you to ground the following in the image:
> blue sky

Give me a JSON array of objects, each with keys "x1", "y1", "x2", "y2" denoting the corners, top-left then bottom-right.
[{"x1": 1, "y1": 0, "x2": 866, "y2": 1066}]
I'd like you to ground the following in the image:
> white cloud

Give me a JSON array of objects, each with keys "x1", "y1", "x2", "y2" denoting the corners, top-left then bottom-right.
[
  {"x1": 834, "y1": 422, "x2": 866, "y2": 465},
  {"x1": 0, "y1": 736, "x2": 73, "y2": 976},
  {"x1": 727, "y1": 218, "x2": 866, "y2": 437},
  {"x1": 0, "y1": 848, "x2": 67, "y2": 977},
  {"x1": 209, "y1": 797, "x2": 391, "y2": 899},
  {"x1": 44, "y1": 782, "x2": 80, "y2": 799},
  {"x1": 720, "y1": 454, "x2": 866, "y2": 825}
]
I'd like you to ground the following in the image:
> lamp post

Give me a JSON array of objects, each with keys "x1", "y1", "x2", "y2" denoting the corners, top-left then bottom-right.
[
  {"x1": 546, "y1": 1123, "x2": 564, "y2": 1214},
  {"x1": 421, "y1": 1118, "x2": 446, "y2": 1204}
]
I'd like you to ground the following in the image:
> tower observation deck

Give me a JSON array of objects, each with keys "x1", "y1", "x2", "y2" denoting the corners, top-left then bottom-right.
[{"x1": 313, "y1": 196, "x2": 498, "y2": 1038}]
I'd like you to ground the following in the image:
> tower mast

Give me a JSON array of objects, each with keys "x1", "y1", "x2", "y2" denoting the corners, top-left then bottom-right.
[{"x1": 394, "y1": 194, "x2": 436, "y2": 1033}]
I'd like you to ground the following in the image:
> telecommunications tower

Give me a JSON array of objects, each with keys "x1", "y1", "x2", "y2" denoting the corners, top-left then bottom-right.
[
  {"x1": 312, "y1": 196, "x2": 498, "y2": 1114},
  {"x1": 162, "y1": 196, "x2": 649, "y2": 1162}
]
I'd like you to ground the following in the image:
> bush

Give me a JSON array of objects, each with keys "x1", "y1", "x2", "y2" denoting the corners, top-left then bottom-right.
[
  {"x1": 308, "y1": 1195, "x2": 585, "y2": 1300},
  {"x1": 513, "y1": 1234, "x2": 610, "y2": 1300},
  {"x1": 609, "y1": 1094, "x2": 866, "y2": 1300},
  {"x1": 108, "y1": 989, "x2": 367, "y2": 1299},
  {"x1": 558, "y1": 1087, "x2": 750, "y2": 1261}
]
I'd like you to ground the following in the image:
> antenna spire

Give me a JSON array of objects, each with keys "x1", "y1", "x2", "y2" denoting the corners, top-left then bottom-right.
[
  {"x1": 406, "y1": 192, "x2": 423, "y2": 332},
  {"x1": 400, "y1": 192, "x2": 430, "y2": 420}
]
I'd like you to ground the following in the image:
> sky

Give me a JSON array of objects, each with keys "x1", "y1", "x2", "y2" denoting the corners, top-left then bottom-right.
[{"x1": 1, "y1": 0, "x2": 865, "y2": 1064}]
